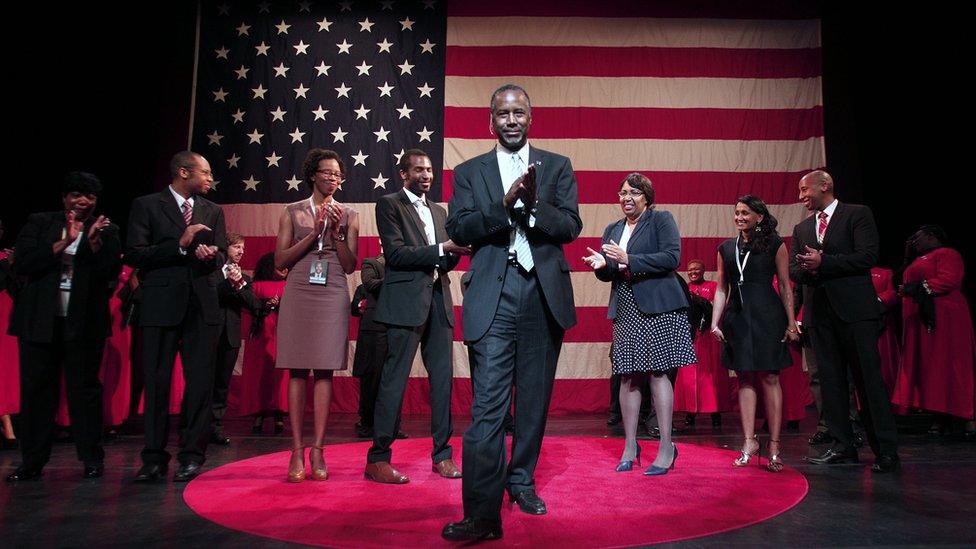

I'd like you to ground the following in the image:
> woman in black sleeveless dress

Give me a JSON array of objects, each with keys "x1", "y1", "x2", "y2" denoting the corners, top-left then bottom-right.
[{"x1": 710, "y1": 195, "x2": 799, "y2": 472}]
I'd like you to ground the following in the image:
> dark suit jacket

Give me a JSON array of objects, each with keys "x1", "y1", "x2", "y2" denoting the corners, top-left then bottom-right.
[
  {"x1": 358, "y1": 255, "x2": 387, "y2": 332},
  {"x1": 374, "y1": 190, "x2": 459, "y2": 327},
  {"x1": 789, "y1": 202, "x2": 882, "y2": 327},
  {"x1": 215, "y1": 270, "x2": 262, "y2": 348},
  {"x1": 594, "y1": 208, "x2": 688, "y2": 318},
  {"x1": 9, "y1": 211, "x2": 122, "y2": 343},
  {"x1": 447, "y1": 146, "x2": 582, "y2": 341},
  {"x1": 123, "y1": 189, "x2": 226, "y2": 327}
]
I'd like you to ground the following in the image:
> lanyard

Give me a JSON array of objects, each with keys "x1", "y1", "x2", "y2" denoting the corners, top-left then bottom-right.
[
  {"x1": 309, "y1": 198, "x2": 330, "y2": 252},
  {"x1": 734, "y1": 235, "x2": 751, "y2": 285}
]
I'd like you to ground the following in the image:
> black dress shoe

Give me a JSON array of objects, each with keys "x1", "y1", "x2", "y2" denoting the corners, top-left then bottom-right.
[
  {"x1": 684, "y1": 413, "x2": 696, "y2": 426},
  {"x1": 711, "y1": 413, "x2": 722, "y2": 428},
  {"x1": 210, "y1": 433, "x2": 231, "y2": 446},
  {"x1": 395, "y1": 430, "x2": 409, "y2": 440},
  {"x1": 173, "y1": 462, "x2": 203, "y2": 482},
  {"x1": 441, "y1": 517, "x2": 503, "y2": 541},
  {"x1": 852, "y1": 432, "x2": 865, "y2": 448},
  {"x1": 808, "y1": 430, "x2": 832, "y2": 445},
  {"x1": 134, "y1": 463, "x2": 167, "y2": 483},
  {"x1": 6, "y1": 465, "x2": 43, "y2": 482},
  {"x1": 807, "y1": 447, "x2": 859, "y2": 465},
  {"x1": 871, "y1": 455, "x2": 901, "y2": 473},
  {"x1": 510, "y1": 489, "x2": 547, "y2": 515},
  {"x1": 83, "y1": 464, "x2": 105, "y2": 479},
  {"x1": 606, "y1": 414, "x2": 622, "y2": 426}
]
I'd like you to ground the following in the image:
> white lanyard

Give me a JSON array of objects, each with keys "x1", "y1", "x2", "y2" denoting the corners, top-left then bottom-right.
[
  {"x1": 309, "y1": 198, "x2": 330, "y2": 252},
  {"x1": 734, "y1": 235, "x2": 751, "y2": 285}
]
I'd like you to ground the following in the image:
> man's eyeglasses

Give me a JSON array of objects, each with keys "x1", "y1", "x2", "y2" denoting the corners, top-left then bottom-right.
[{"x1": 316, "y1": 169, "x2": 343, "y2": 179}]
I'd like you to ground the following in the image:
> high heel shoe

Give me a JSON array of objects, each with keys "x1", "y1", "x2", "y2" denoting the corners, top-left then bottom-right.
[
  {"x1": 288, "y1": 447, "x2": 306, "y2": 483},
  {"x1": 615, "y1": 443, "x2": 642, "y2": 472},
  {"x1": 310, "y1": 445, "x2": 329, "y2": 481},
  {"x1": 733, "y1": 436, "x2": 761, "y2": 467},
  {"x1": 643, "y1": 443, "x2": 677, "y2": 476},
  {"x1": 766, "y1": 439, "x2": 783, "y2": 473}
]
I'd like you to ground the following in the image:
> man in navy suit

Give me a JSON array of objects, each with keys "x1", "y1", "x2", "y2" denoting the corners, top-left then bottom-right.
[
  {"x1": 124, "y1": 151, "x2": 227, "y2": 482},
  {"x1": 443, "y1": 85, "x2": 582, "y2": 541},
  {"x1": 790, "y1": 169, "x2": 899, "y2": 473}
]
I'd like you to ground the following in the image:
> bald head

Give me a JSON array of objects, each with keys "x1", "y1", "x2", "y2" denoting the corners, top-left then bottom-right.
[{"x1": 799, "y1": 169, "x2": 835, "y2": 212}]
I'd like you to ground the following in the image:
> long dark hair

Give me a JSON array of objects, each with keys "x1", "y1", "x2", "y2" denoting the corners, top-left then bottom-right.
[
  {"x1": 736, "y1": 194, "x2": 778, "y2": 253},
  {"x1": 253, "y1": 252, "x2": 277, "y2": 282}
]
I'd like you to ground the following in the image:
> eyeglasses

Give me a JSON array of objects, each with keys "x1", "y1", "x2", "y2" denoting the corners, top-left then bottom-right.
[
  {"x1": 617, "y1": 190, "x2": 644, "y2": 198},
  {"x1": 316, "y1": 169, "x2": 343, "y2": 179}
]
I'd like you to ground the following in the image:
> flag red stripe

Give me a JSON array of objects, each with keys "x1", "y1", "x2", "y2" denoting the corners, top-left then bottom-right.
[
  {"x1": 444, "y1": 106, "x2": 823, "y2": 140},
  {"x1": 447, "y1": 0, "x2": 821, "y2": 18},
  {"x1": 445, "y1": 46, "x2": 820, "y2": 78},
  {"x1": 443, "y1": 170, "x2": 809, "y2": 204}
]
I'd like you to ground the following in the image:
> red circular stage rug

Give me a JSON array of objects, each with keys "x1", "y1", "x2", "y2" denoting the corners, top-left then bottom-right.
[{"x1": 184, "y1": 436, "x2": 808, "y2": 547}]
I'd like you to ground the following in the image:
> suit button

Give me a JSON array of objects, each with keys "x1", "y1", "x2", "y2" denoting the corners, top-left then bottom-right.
[
  {"x1": 427, "y1": 282, "x2": 433, "y2": 287},
  {"x1": 497, "y1": 276, "x2": 503, "y2": 281}
]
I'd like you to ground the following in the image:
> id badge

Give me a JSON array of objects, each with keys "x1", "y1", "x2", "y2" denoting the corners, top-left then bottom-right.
[{"x1": 308, "y1": 259, "x2": 328, "y2": 285}]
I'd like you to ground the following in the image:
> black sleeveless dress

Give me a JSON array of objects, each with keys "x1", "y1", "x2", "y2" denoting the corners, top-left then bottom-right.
[{"x1": 717, "y1": 234, "x2": 791, "y2": 372}]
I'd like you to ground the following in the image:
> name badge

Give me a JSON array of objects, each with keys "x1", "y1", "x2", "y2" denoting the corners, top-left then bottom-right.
[{"x1": 308, "y1": 259, "x2": 328, "y2": 285}]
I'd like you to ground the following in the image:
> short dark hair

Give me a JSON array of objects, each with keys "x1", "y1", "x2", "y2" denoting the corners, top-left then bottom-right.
[
  {"x1": 169, "y1": 151, "x2": 203, "y2": 179},
  {"x1": 397, "y1": 148, "x2": 429, "y2": 173},
  {"x1": 302, "y1": 148, "x2": 345, "y2": 189},
  {"x1": 63, "y1": 171, "x2": 103, "y2": 196},
  {"x1": 619, "y1": 172, "x2": 655, "y2": 206},
  {"x1": 687, "y1": 259, "x2": 705, "y2": 269},
  {"x1": 253, "y1": 252, "x2": 277, "y2": 282},
  {"x1": 490, "y1": 84, "x2": 531, "y2": 112}
]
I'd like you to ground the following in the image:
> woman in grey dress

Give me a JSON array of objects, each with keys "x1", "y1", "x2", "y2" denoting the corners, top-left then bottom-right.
[
  {"x1": 709, "y1": 195, "x2": 799, "y2": 472},
  {"x1": 275, "y1": 149, "x2": 359, "y2": 482}
]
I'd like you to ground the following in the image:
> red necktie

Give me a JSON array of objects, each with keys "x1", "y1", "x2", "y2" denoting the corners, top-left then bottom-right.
[
  {"x1": 182, "y1": 201, "x2": 193, "y2": 226},
  {"x1": 817, "y1": 211, "x2": 828, "y2": 241}
]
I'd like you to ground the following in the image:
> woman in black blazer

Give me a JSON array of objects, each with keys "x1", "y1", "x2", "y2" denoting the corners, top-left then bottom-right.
[{"x1": 584, "y1": 173, "x2": 696, "y2": 475}]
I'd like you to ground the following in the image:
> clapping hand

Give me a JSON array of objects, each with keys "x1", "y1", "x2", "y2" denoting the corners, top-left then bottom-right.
[
  {"x1": 503, "y1": 164, "x2": 537, "y2": 209},
  {"x1": 582, "y1": 247, "x2": 606, "y2": 270},
  {"x1": 86, "y1": 215, "x2": 111, "y2": 252},
  {"x1": 601, "y1": 239, "x2": 628, "y2": 266},
  {"x1": 179, "y1": 224, "x2": 212, "y2": 249},
  {"x1": 795, "y1": 245, "x2": 822, "y2": 271}
]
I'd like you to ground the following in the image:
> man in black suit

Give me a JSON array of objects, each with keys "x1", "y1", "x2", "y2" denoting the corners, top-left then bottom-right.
[
  {"x1": 365, "y1": 149, "x2": 468, "y2": 484},
  {"x1": 124, "y1": 151, "x2": 226, "y2": 482},
  {"x1": 6, "y1": 172, "x2": 121, "y2": 481},
  {"x1": 790, "y1": 169, "x2": 899, "y2": 472},
  {"x1": 209, "y1": 232, "x2": 261, "y2": 445},
  {"x1": 443, "y1": 85, "x2": 582, "y2": 541}
]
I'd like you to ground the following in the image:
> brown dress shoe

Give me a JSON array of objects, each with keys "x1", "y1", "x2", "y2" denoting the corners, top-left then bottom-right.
[
  {"x1": 364, "y1": 461, "x2": 409, "y2": 484},
  {"x1": 432, "y1": 458, "x2": 462, "y2": 478}
]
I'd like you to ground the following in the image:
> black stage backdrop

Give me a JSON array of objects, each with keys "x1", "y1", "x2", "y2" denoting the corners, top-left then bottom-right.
[{"x1": 5, "y1": 1, "x2": 972, "y2": 307}]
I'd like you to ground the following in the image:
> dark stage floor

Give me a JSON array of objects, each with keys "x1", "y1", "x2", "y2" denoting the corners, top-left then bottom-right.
[{"x1": 1, "y1": 410, "x2": 974, "y2": 548}]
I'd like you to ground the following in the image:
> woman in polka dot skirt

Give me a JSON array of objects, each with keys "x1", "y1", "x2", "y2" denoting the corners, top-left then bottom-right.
[{"x1": 583, "y1": 173, "x2": 696, "y2": 476}]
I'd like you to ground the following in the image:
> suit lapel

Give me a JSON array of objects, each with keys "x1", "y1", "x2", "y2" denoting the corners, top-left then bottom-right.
[
  {"x1": 609, "y1": 219, "x2": 625, "y2": 245},
  {"x1": 398, "y1": 190, "x2": 430, "y2": 244},
  {"x1": 479, "y1": 149, "x2": 504, "y2": 206},
  {"x1": 159, "y1": 190, "x2": 188, "y2": 231},
  {"x1": 528, "y1": 146, "x2": 548, "y2": 202},
  {"x1": 822, "y1": 202, "x2": 844, "y2": 248},
  {"x1": 627, "y1": 209, "x2": 652, "y2": 251}
]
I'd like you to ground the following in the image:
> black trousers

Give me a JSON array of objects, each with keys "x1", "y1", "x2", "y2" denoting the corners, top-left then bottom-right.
[
  {"x1": 211, "y1": 331, "x2": 241, "y2": 436},
  {"x1": 809, "y1": 301, "x2": 898, "y2": 457},
  {"x1": 140, "y1": 306, "x2": 220, "y2": 466},
  {"x1": 462, "y1": 264, "x2": 562, "y2": 522},
  {"x1": 368, "y1": 287, "x2": 453, "y2": 464},
  {"x1": 354, "y1": 328, "x2": 388, "y2": 430},
  {"x1": 18, "y1": 324, "x2": 106, "y2": 468}
]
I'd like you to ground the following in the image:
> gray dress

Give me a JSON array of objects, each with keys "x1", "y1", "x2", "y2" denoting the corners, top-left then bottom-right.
[{"x1": 276, "y1": 199, "x2": 357, "y2": 371}]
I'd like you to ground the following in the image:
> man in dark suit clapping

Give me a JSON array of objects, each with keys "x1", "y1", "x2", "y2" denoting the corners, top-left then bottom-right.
[
  {"x1": 443, "y1": 85, "x2": 582, "y2": 541},
  {"x1": 6, "y1": 172, "x2": 121, "y2": 482},
  {"x1": 790, "y1": 169, "x2": 899, "y2": 473},
  {"x1": 124, "y1": 151, "x2": 226, "y2": 482},
  {"x1": 365, "y1": 149, "x2": 468, "y2": 484}
]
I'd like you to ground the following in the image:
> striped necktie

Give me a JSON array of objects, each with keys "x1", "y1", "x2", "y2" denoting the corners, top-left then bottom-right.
[
  {"x1": 182, "y1": 200, "x2": 193, "y2": 226},
  {"x1": 510, "y1": 153, "x2": 534, "y2": 272}
]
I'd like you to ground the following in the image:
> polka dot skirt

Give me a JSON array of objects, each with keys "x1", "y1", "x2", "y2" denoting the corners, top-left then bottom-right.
[{"x1": 611, "y1": 281, "x2": 697, "y2": 374}]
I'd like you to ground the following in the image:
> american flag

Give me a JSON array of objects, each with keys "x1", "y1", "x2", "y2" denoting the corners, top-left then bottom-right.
[{"x1": 190, "y1": 1, "x2": 824, "y2": 415}]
